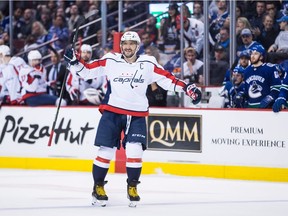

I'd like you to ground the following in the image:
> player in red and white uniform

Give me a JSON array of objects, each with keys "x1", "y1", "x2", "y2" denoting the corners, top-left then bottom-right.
[
  {"x1": 19, "y1": 50, "x2": 66, "y2": 106},
  {"x1": 64, "y1": 31, "x2": 201, "y2": 207},
  {"x1": 0, "y1": 45, "x2": 22, "y2": 105},
  {"x1": 66, "y1": 44, "x2": 106, "y2": 105}
]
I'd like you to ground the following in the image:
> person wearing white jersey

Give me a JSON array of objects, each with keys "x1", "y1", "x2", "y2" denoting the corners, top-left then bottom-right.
[
  {"x1": 66, "y1": 44, "x2": 106, "y2": 105},
  {"x1": 0, "y1": 45, "x2": 22, "y2": 105},
  {"x1": 64, "y1": 31, "x2": 201, "y2": 207},
  {"x1": 19, "y1": 50, "x2": 66, "y2": 106}
]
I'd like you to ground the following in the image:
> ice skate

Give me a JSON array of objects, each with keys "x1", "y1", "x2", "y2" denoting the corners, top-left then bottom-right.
[
  {"x1": 91, "y1": 181, "x2": 108, "y2": 207},
  {"x1": 127, "y1": 180, "x2": 140, "y2": 207}
]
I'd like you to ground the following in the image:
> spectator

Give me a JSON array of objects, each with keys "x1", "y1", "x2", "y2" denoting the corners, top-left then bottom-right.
[
  {"x1": 82, "y1": 4, "x2": 101, "y2": 46},
  {"x1": 19, "y1": 50, "x2": 65, "y2": 106},
  {"x1": 191, "y1": 1, "x2": 204, "y2": 23},
  {"x1": 66, "y1": 44, "x2": 105, "y2": 105},
  {"x1": 160, "y1": 2, "x2": 180, "y2": 54},
  {"x1": 209, "y1": 0, "x2": 229, "y2": 44},
  {"x1": 20, "y1": 8, "x2": 35, "y2": 39},
  {"x1": 182, "y1": 47, "x2": 204, "y2": 85},
  {"x1": 254, "y1": 14, "x2": 279, "y2": 50},
  {"x1": 236, "y1": 5, "x2": 243, "y2": 19},
  {"x1": 138, "y1": 14, "x2": 158, "y2": 44},
  {"x1": 240, "y1": 45, "x2": 281, "y2": 108},
  {"x1": 236, "y1": 28, "x2": 263, "y2": 61},
  {"x1": 214, "y1": 26, "x2": 230, "y2": 54},
  {"x1": 177, "y1": 15, "x2": 204, "y2": 57},
  {"x1": 145, "y1": 46, "x2": 167, "y2": 107},
  {"x1": 31, "y1": 21, "x2": 49, "y2": 55},
  {"x1": 2, "y1": 7, "x2": 25, "y2": 39},
  {"x1": 138, "y1": 32, "x2": 156, "y2": 55},
  {"x1": 67, "y1": 4, "x2": 80, "y2": 33},
  {"x1": 266, "y1": 1, "x2": 283, "y2": 32},
  {"x1": 267, "y1": 15, "x2": 288, "y2": 64},
  {"x1": 235, "y1": 17, "x2": 252, "y2": 47},
  {"x1": 209, "y1": 45, "x2": 230, "y2": 86},
  {"x1": 47, "y1": 14, "x2": 69, "y2": 51},
  {"x1": 249, "y1": 1, "x2": 266, "y2": 29}
]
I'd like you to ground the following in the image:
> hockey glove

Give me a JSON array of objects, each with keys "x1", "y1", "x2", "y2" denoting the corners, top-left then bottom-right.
[
  {"x1": 272, "y1": 97, "x2": 287, "y2": 113},
  {"x1": 259, "y1": 95, "x2": 274, "y2": 108},
  {"x1": 64, "y1": 48, "x2": 78, "y2": 65},
  {"x1": 68, "y1": 87, "x2": 80, "y2": 101},
  {"x1": 183, "y1": 83, "x2": 202, "y2": 105},
  {"x1": 233, "y1": 91, "x2": 245, "y2": 108}
]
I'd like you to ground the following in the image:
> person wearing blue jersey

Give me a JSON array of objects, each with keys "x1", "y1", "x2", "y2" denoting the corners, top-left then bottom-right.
[
  {"x1": 221, "y1": 66, "x2": 245, "y2": 108},
  {"x1": 272, "y1": 69, "x2": 288, "y2": 112},
  {"x1": 240, "y1": 44, "x2": 281, "y2": 108}
]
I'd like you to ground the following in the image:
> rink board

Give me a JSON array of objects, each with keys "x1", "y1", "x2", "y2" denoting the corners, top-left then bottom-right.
[{"x1": 0, "y1": 106, "x2": 288, "y2": 182}]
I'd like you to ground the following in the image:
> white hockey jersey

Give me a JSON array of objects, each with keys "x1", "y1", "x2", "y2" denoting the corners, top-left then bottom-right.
[
  {"x1": 72, "y1": 52, "x2": 186, "y2": 116},
  {"x1": 9, "y1": 56, "x2": 27, "y2": 73},
  {"x1": 0, "y1": 63, "x2": 22, "y2": 104},
  {"x1": 66, "y1": 65, "x2": 106, "y2": 102},
  {"x1": 19, "y1": 64, "x2": 48, "y2": 100}
]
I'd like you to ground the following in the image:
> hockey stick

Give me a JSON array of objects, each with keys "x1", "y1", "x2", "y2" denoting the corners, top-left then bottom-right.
[{"x1": 48, "y1": 10, "x2": 98, "y2": 147}]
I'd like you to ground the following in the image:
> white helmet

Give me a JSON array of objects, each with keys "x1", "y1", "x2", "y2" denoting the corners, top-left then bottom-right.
[
  {"x1": 28, "y1": 50, "x2": 42, "y2": 61},
  {"x1": 121, "y1": 31, "x2": 141, "y2": 44},
  {"x1": 80, "y1": 44, "x2": 92, "y2": 52},
  {"x1": 83, "y1": 88, "x2": 104, "y2": 105},
  {"x1": 0, "y1": 45, "x2": 11, "y2": 56}
]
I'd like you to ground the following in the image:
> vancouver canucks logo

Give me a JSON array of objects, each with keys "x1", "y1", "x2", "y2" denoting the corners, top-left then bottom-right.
[{"x1": 248, "y1": 81, "x2": 262, "y2": 98}]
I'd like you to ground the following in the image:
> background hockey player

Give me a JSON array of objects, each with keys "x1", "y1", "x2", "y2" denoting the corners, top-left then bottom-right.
[
  {"x1": 19, "y1": 50, "x2": 66, "y2": 106},
  {"x1": 0, "y1": 45, "x2": 22, "y2": 105},
  {"x1": 66, "y1": 44, "x2": 106, "y2": 105},
  {"x1": 237, "y1": 45, "x2": 281, "y2": 108},
  {"x1": 221, "y1": 65, "x2": 246, "y2": 108},
  {"x1": 272, "y1": 67, "x2": 288, "y2": 112},
  {"x1": 64, "y1": 31, "x2": 201, "y2": 207}
]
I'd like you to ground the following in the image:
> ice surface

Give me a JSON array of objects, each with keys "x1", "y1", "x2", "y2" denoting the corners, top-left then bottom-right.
[{"x1": 1, "y1": 169, "x2": 288, "y2": 216}]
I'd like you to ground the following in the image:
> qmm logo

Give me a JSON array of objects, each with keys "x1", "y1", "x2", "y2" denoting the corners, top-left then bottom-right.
[{"x1": 147, "y1": 114, "x2": 202, "y2": 152}]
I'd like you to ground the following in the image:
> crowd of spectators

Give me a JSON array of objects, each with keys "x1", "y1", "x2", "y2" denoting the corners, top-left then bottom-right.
[{"x1": 0, "y1": 1, "x2": 288, "y2": 111}]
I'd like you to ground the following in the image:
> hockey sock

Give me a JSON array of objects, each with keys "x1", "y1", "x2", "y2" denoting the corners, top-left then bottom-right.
[
  {"x1": 92, "y1": 164, "x2": 109, "y2": 184},
  {"x1": 126, "y1": 167, "x2": 142, "y2": 183}
]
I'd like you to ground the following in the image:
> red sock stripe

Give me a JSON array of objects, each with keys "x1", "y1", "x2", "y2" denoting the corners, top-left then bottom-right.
[
  {"x1": 127, "y1": 158, "x2": 142, "y2": 163},
  {"x1": 96, "y1": 156, "x2": 110, "y2": 164}
]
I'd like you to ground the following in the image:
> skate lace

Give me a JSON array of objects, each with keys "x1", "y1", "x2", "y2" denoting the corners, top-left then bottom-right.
[
  {"x1": 96, "y1": 185, "x2": 106, "y2": 196},
  {"x1": 128, "y1": 186, "x2": 138, "y2": 197}
]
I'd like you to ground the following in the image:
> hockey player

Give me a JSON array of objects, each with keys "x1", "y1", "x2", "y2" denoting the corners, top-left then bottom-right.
[
  {"x1": 0, "y1": 45, "x2": 27, "y2": 73},
  {"x1": 19, "y1": 50, "x2": 66, "y2": 106},
  {"x1": 64, "y1": 31, "x2": 201, "y2": 207},
  {"x1": 0, "y1": 45, "x2": 22, "y2": 105},
  {"x1": 221, "y1": 66, "x2": 246, "y2": 108},
  {"x1": 272, "y1": 69, "x2": 288, "y2": 112},
  {"x1": 239, "y1": 45, "x2": 281, "y2": 108},
  {"x1": 66, "y1": 44, "x2": 105, "y2": 105}
]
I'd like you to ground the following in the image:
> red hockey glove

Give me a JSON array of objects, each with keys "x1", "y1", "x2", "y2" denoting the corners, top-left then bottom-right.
[{"x1": 183, "y1": 83, "x2": 202, "y2": 105}]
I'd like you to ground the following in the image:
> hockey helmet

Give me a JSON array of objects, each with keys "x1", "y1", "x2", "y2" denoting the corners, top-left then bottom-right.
[
  {"x1": 250, "y1": 45, "x2": 265, "y2": 56},
  {"x1": 121, "y1": 31, "x2": 141, "y2": 44},
  {"x1": 80, "y1": 44, "x2": 92, "y2": 52},
  {"x1": 0, "y1": 45, "x2": 11, "y2": 56},
  {"x1": 28, "y1": 50, "x2": 42, "y2": 60},
  {"x1": 239, "y1": 50, "x2": 251, "y2": 59},
  {"x1": 233, "y1": 65, "x2": 245, "y2": 76}
]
